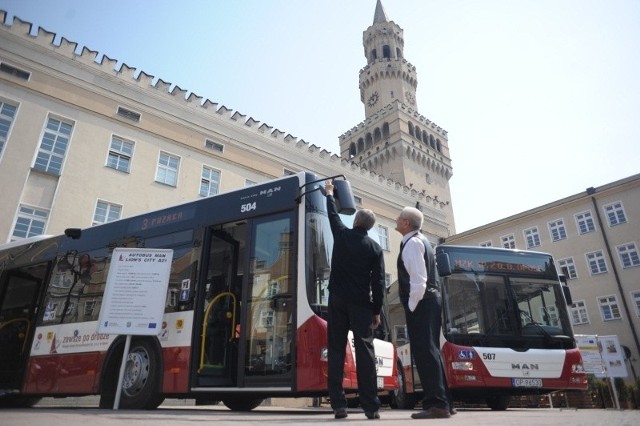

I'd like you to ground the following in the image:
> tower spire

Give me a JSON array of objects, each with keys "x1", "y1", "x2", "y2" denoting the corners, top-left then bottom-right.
[{"x1": 373, "y1": 0, "x2": 389, "y2": 24}]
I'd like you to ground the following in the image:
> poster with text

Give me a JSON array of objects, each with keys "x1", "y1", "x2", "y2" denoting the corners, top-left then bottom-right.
[{"x1": 97, "y1": 248, "x2": 173, "y2": 336}]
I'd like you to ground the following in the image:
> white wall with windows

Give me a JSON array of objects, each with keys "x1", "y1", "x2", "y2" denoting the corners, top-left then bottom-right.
[{"x1": 445, "y1": 174, "x2": 640, "y2": 383}]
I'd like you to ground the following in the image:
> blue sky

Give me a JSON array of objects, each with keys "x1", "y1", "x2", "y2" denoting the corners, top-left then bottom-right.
[{"x1": 1, "y1": 0, "x2": 639, "y2": 233}]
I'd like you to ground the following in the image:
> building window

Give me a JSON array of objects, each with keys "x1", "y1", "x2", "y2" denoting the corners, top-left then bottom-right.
[
  {"x1": 575, "y1": 211, "x2": 596, "y2": 234},
  {"x1": 200, "y1": 166, "x2": 220, "y2": 197},
  {"x1": 0, "y1": 62, "x2": 30, "y2": 80},
  {"x1": 478, "y1": 241, "x2": 492, "y2": 247},
  {"x1": 501, "y1": 234, "x2": 516, "y2": 249},
  {"x1": 617, "y1": 242, "x2": 640, "y2": 269},
  {"x1": 260, "y1": 310, "x2": 274, "y2": 328},
  {"x1": 93, "y1": 200, "x2": 122, "y2": 225},
  {"x1": 632, "y1": 291, "x2": 640, "y2": 318},
  {"x1": 34, "y1": 116, "x2": 73, "y2": 176},
  {"x1": 0, "y1": 100, "x2": 17, "y2": 158},
  {"x1": 570, "y1": 300, "x2": 589, "y2": 325},
  {"x1": 116, "y1": 106, "x2": 141, "y2": 122},
  {"x1": 84, "y1": 300, "x2": 97, "y2": 317},
  {"x1": 586, "y1": 250, "x2": 608, "y2": 275},
  {"x1": 107, "y1": 135, "x2": 134, "y2": 173},
  {"x1": 283, "y1": 168, "x2": 296, "y2": 176},
  {"x1": 598, "y1": 295, "x2": 621, "y2": 321},
  {"x1": 540, "y1": 305, "x2": 560, "y2": 326},
  {"x1": 604, "y1": 201, "x2": 627, "y2": 226},
  {"x1": 155, "y1": 152, "x2": 179, "y2": 186},
  {"x1": 523, "y1": 227, "x2": 541, "y2": 249},
  {"x1": 245, "y1": 179, "x2": 257, "y2": 187},
  {"x1": 354, "y1": 195, "x2": 363, "y2": 205},
  {"x1": 12, "y1": 205, "x2": 48, "y2": 240},
  {"x1": 548, "y1": 219, "x2": 567, "y2": 242},
  {"x1": 377, "y1": 225, "x2": 390, "y2": 251},
  {"x1": 205, "y1": 139, "x2": 224, "y2": 153},
  {"x1": 557, "y1": 257, "x2": 578, "y2": 279},
  {"x1": 385, "y1": 273, "x2": 392, "y2": 289}
]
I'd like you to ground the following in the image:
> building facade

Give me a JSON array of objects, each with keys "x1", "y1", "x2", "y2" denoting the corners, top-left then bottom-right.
[
  {"x1": 445, "y1": 173, "x2": 640, "y2": 383},
  {"x1": 0, "y1": 2, "x2": 453, "y2": 333}
]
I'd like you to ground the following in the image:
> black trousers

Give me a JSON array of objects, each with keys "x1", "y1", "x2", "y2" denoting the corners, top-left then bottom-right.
[
  {"x1": 402, "y1": 291, "x2": 449, "y2": 410},
  {"x1": 327, "y1": 294, "x2": 380, "y2": 413}
]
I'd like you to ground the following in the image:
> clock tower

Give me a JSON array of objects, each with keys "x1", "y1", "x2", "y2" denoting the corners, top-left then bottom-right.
[
  {"x1": 339, "y1": 0, "x2": 454, "y2": 232},
  {"x1": 361, "y1": 0, "x2": 417, "y2": 118}
]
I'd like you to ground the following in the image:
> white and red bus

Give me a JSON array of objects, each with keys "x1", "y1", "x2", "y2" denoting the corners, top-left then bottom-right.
[
  {"x1": 390, "y1": 245, "x2": 588, "y2": 410},
  {"x1": 0, "y1": 172, "x2": 397, "y2": 409}
]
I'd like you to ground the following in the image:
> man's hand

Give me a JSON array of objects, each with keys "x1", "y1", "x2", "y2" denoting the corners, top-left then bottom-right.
[
  {"x1": 325, "y1": 181, "x2": 334, "y2": 197},
  {"x1": 372, "y1": 314, "x2": 381, "y2": 329}
]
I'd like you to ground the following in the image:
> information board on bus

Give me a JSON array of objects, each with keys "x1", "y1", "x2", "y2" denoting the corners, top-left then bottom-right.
[{"x1": 97, "y1": 248, "x2": 173, "y2": 336}]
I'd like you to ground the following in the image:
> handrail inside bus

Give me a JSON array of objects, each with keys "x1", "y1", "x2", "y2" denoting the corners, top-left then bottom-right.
[
  {"x1": 198, "y1": 291, "x2": 237, "y2": 373},
  {"x1": 0, "y1": 317, "x2": 31, "y2": 355}
]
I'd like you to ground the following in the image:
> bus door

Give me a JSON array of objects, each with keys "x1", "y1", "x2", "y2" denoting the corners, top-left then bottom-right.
[
  {"x1": 240, "y1": 213, "x2": 294, "y2": 387},
  {"x1": 198, "y1": 226, "x2": 245, "y2": 385},
  {"x1": 0, "y1": 262, "x2": 49, "y2": 390}
]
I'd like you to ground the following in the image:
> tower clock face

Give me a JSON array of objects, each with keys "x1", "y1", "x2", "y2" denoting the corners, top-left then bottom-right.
[{"x1": 367, "y1": 91, "x2": 379, "y2": 107}]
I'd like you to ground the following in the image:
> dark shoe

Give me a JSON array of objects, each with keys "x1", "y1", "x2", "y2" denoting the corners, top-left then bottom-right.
[
  {"x1": 334, "y1": 408, "x2": 348, "y2": 419},
  {"x1": 450, "y1": 407, "x2": 458, "y2": 415},
  {"x1": 365, "y1": 411, "x2": 380, "y2": 420},
  {"x1": 411, "y1": 407, "x2": 451, "y2": 419}
]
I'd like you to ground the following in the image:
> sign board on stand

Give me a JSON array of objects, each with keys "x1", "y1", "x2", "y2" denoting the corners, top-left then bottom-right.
[{"x1": 97, "y1": 248, "x2": 174, "y2": 409}]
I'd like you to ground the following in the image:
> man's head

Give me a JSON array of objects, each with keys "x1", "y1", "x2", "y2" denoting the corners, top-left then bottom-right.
[
  {"x1": 395, "y1": 206, "x2": 423, "y2": 235},
  {"x1": 353, "y1": 209, "x2": 376, "y2": 230}
]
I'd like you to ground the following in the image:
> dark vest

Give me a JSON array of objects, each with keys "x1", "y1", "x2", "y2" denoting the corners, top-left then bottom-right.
[{"x1": 397, "y1": 232, "x2": 437, "y2": 303}]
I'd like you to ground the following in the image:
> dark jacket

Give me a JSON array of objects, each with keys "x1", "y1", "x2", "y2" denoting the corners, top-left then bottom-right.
[{"x1": 326, "y1": 195, "x2": 385, "y2": 314}]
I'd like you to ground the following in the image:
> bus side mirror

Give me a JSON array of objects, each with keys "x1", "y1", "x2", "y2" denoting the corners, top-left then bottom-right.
[
  {"x1": 436, "y1": 252, "x2": 452, "y2": 277},
  {"x1": 333, "y1": 179, "x2": 356, "y2": 215},
  {"x1": 562, "y1": 285, "x2": 573, "y2": 306}
]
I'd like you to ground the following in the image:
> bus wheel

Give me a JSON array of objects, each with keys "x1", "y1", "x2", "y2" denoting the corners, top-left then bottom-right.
[
  {"x1": 0, "y1": 395, "x2": 41, "y2": 408},
  {"x1": 346, "y1": 396, "x2": 360, "y2": 408},
  {"x1": 486, "y1": 395, "x2": 510, "y2": 411},
  {"x1": 222, "y1": 397, "x2": 264, "y2": 411},
  {"x1": 100, "y1": 338, "x2": 164, "y2": 409},
  {"x1": 389, "y1": 361, "x2": 415, "y2": 409}
]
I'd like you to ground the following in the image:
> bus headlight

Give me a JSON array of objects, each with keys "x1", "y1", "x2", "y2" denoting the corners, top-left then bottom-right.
[
  {"x1": 451, "y1": 361, "x2": 474, "y2": 371},
  {"x1": 571, "y1": 363, "x2": 585, "y2": 373}
]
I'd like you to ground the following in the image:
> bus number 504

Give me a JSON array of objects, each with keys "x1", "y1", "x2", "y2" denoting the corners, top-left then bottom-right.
[{"x1": 241, "y1": 202, "x2": 257, "y2": 213}]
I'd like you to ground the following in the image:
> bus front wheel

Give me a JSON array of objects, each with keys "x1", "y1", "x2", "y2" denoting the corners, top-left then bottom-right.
[
  {"x1": 222, "y1": 397, "x2": 264, "y2": 411},
  {"x1": 100, "y1": 338, "x2": 164, "y2": 409},
  {"x1": 389, "y1": 361, "x2": 415, "y2": 409},
  {"x1": 486, "y1": 395, "x2": 510, "y2": 411}
]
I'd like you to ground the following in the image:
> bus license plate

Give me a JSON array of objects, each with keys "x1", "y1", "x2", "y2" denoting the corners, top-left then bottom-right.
[
  {"x1": 512, "y1": 378, "x2": 542, "y2": 388},
  {"x1": 377, "y1": 377, "x2": 384, "y2": 388}
]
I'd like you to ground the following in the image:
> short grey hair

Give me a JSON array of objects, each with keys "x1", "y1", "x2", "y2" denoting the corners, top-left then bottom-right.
[
  {"x1": 354, "y1": 209, "x2": 376, "y2": 230},
  {"x1": 401, "y1": 206, "x2": 423, "y2": 231}
]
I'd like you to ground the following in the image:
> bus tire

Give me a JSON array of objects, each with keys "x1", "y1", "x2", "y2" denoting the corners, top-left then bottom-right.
[
  {"x1": 222, "y1": 397, "x2": 264, "y2": 411},
  {"x1": 0, "y1": 395, "x2": 41, "y2": 408},
  {"x1": 346, "y1": 396, "x2": 360, "y2": 408},
  {"x1": 389, "y1": 360, "x2": 415, "y2": 410},
  {"x1": 486, "y1": 395, "x2": 510, "y2": 411},
  {"x1": 99, "y1": 338, "x2": 164, "y2": 410}
]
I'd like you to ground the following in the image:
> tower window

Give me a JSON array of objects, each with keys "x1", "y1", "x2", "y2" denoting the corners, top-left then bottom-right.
[
  {"x1": 371, "y1": 49, "x2": 377, "y2": 61},
  {"x1": 383, "y1": 45, "x2": 391, "y2": 59}
]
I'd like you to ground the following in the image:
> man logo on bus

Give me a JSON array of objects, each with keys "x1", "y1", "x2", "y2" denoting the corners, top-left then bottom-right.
[{"x1": 512, "y1": 363, "x2": 539, "y2": 370}]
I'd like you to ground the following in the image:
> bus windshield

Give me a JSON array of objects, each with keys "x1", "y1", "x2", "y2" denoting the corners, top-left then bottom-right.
[{"x1": 442, "y1": 272, "x2": 574, "y2": 348}]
